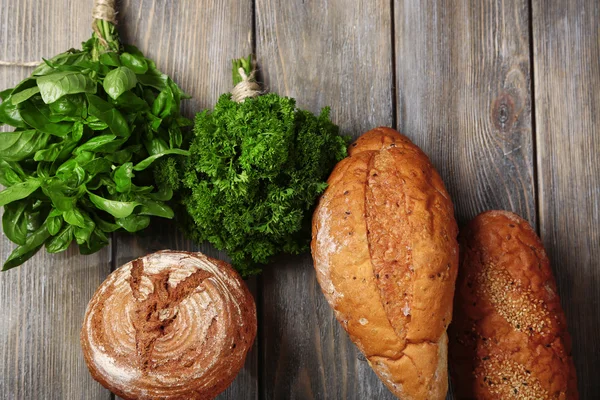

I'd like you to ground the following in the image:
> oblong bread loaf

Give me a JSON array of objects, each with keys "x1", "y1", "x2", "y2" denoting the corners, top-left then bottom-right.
[
  {"x1": 449, "y1": 211, "x2": 578, "y2": 399},
  {"x1": 311, "y1": 127, "x2": 459, "y2": 399}
]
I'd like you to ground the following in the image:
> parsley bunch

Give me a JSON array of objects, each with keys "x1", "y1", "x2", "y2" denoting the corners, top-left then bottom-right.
[{"x1": 158, "y1": 56, "x2": 348, "y2": 276}]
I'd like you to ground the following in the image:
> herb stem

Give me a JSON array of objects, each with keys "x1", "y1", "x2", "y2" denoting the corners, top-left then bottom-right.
[{"x1": 232, "y1": 55, "x2": 255, "y2": 86}]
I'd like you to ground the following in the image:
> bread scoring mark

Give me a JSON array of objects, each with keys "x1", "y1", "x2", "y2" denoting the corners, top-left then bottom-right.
[
  {"x1": 477, "y1": 356, "x2": 548, "y2": 399},
  {"x1": 475, "y1": 263, "x2": 550, "y2": 334},
  {"x1": 129, "y1": 259, "x2": 213, "y2": 372},
  {"x1": 364, "y1": 148, "x2": 413, "y2": 341}
]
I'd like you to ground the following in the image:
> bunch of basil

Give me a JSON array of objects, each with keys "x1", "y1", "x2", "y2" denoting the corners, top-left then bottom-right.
[{"x1": 0, "y1": 27, "x2": 190, "y2": 270}]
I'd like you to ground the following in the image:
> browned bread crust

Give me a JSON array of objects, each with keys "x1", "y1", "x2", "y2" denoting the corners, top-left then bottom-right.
[
  {"x1": 81, "y1": 250, "x2": 256, "y2": 400},
  {"x1": 311, "y1": 127, "x2": 459, "y2": 399},
  {"x1": 449, "y1": 211, "x2": 578, "y2": 399}
]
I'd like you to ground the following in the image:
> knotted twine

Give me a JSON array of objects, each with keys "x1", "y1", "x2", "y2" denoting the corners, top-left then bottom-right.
[
  {"x1": 231, "y1": 68, "x2": 261, "y2": 103},
  {"x1": 92, "y1": 0, "x2": 117, "y2": 47},
  {"x1": 0, "y1": 60, "x2": 40, "y2": 67}
]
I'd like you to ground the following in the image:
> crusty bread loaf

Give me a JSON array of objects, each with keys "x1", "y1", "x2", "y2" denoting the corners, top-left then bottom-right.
[
  {"x1": 81, "y1": 250, "x2": 256, "y2": 400},
  {"x1": 449, "y1": 211, "x2": 578, "y2": 399},
  {"x1": 311, "y1": 127, "x2": 459, "y2": 399}
]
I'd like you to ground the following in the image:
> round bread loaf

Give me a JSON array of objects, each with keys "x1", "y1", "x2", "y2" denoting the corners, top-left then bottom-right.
[
  {"x1": 449, "y1": 211, "x2": 578, "y2": 399},
  {"x1": 311, "y1": 127, "x2": 459, "y2": 399},
  {"x1": 81, "y1": 250, "x2": 256, "y2": 400}
]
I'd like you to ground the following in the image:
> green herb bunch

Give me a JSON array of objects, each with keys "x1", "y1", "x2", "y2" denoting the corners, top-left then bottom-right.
[
  {"x1": 0, "y1": 17, "x2": 190, "y2": 269},
  {"x1": 157, "y1": 56, "x2": 348, "y2": 276}
]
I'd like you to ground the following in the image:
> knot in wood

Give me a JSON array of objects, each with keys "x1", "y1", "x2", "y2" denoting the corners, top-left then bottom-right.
[{"x1": 492, "y1": 92, "x2": 516, "y2": 132}]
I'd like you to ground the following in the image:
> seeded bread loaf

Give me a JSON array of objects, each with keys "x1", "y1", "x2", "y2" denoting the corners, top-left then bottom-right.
[
  {"x1": 311, "y1": 127, "x2": 459, "y2": 399},
  {"x1": 449, "y1": 211, "x2": 578, "y2": 399},
  {"x1": 81, "y1": 251, "x2": 257, "y2": 400}
]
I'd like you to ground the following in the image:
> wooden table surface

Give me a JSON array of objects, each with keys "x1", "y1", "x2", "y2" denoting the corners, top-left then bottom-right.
[{"x1": 0, "y1": 0, "x2": 598, "y2": 399}]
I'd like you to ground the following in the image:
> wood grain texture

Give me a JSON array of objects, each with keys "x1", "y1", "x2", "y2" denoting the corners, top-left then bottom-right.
[
  {"x1": 532, "y1": 0, "x2": 600, "y2": 397},
  {"x1": 114, "y1": 1, "x2": 257, "y2": 399},
  {"x1": 0, "y1": 1, "x2": 112, "y2": 399},
  {"x1": 394, "y1": 1, "x2": 534, "y2": 398},
  {"x1": 255, "y1": 0, "x2": 396, "y2": 398},
  {"x1": 394, "y1": 0, "x2": 535, "y2": 226}
]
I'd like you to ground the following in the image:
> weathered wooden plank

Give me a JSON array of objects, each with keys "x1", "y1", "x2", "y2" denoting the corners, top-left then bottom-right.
[
  {"x1": 532, "y1": 0, "x2": 600, "y2": 397},
  {"x1": 394, "y1": 1, "x2": 534, "y2": 398},
  {"x1": 256, "y1": 0, "x2": 395, "y2": 398},
  {"x1": 0, "y1": 1, "x2": 112, "y2": 399},
  {"x1": 114, "y1": 1, "x2": 257, "y2": 399},
  {"x1": 395, "y1": 0, "x2": 535, "y2": 225}
]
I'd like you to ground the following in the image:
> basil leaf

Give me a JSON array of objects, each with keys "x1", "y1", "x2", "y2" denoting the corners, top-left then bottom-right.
[
  {"x1": 0, "y1": 98, "x2": 27, "y2": 128},
  {"x1": 47, "y1": 213, "x2": 63, "y2": 236},
  {"x1": 103, "y1": 67, "x2": 137, "y2": 100},
  {"x1": 0, "y1": 179, "x2": 41, "y2": 207},
  {"x1": 130, "y1": 184, "x2": 154, "y2": 194},
  {"x1": 73, "y1": 214, "x2": 95, "y2": 244},
  {"x1": 3, "y1": 223, "x2": 51, "y2": 270},
  {"x1": 133, "y1": 149, "x2": 189, "y2": 171},
  {"x1": 34, "y1": 141, "x2": 65, "y2": 162},
  {"x1": 152, "y1": 86, "x2": 174, "y2": 118},
  {"x1": 49, "y1": 95, "x2": 85, "y2": 118},
  {"x1": 104, "y1": 145, "x2": 141, "y2": 164},
  {"x1": 0, "y1": 160, "x2": 25, "y2": 186},
  {"x1": 32, "y1": 51, "x2": 88, "y2": 76},
  {"x1": 149, "y1": 187, "x2": 173, "y2": 202},
  {"x1": 137, "y1": 73, "x2": 168, "y2": 91},
  {"x1": 120, "y1": 53, "x2": 148, "y2": 74},
  {"x1": 0, "y1": 130, "x2": 50, "y2": 161},
  {"x1": 114, "y1": 162, "x2": 134, "y2": 193},
  {"x1": 37, "y1": 71, "x2": 96, "y2": 104},
  {"x1": 88, "y1": 192, "x2": 139, "y2": 218},
  {"x1": 90, "y1": 137, "x2": 128, "y2": 153},
  {"x1": 63, "y1": 209, "x2": 86, "y2": 228},
  {"x1": 41, "y1": 179, "x2": 77, "y2": 211},
  {"x1": 27, "y1": 207, "x2": 45, "y2": 232},
  {"x1": 99, "y1": 52, "x2": 121, "y2": 67},
  {"x1": 74, "y1": 134, "x2": 117, "y2": 154},
  {"x1": 137, "y1": 199, "x2": 174, "y2": 219},
  {"x1": 169, "y1": 126, "x2": 183, "y2": 148},
  {"x1": 19, "y1": 101, "x2": 73, "y2": 137},
  {"x1": 112, "y1": 91, "x2": 148, "y2": 112},
  {"x1": 123, "y1": 45, "x2": 144, "y2": 57},
  {"x1": 10, "y1": 87, "x2": 40, "y2": 105},
  {"x1": 78, "y1": 228, "x2": 108, "y2": 255},
  {"x1": 85, "y1": 115, "x2": 110, "y2": 131},
  {"x1": 46, "y1": 225, "x2": 73, "y2": 253},
  {"x1": 55, "y1": 159, "x2": 86, "y2": 187},
  {"x1": 72, "y1": 121, "x2": 84, "y2": 141},
  {"x1": 93, "y1": 215, "x2": 120, "y2": 233},
  {"x1": 116, "y1": 214, "x2": 150, "y2": 233},
  {"x1": 145, "y1": 138, "x2": 168, "y2": 155},
  {"x1": 146, "y1": 113, "x2": 163, "y2": 132},
  {"x1": 0, "y1": 88, "x2": 12, "y2": 101},
  {"x1": 86, "y1": 94, "x2": 130, "y2": 137},
  {"x1": 3, "y1": 201, "x2": 29, "y2": 245},
  {"x1": 81, "y1": 158, "x2": 112, "y2": 175}
]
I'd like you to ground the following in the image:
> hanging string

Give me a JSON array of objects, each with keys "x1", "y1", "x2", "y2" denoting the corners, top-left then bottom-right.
[
  {"x1": 0, "y1": 60, "x2": 40, "y2": 68},
  {"x1": 92, "y1": 0, "x2": 117, "y2": 47},
  {"x1": 231, "y1": 68, "x2": 261, "y2": 103}
]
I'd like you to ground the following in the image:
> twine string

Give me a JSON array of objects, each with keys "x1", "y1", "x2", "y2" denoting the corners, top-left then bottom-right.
[
  {"x1": 92, "y1": 0, "x2": 117, "y2": 47},
  {"x1": 231, "y1": 68, "x2": 261, "y2": 103},
  {"x1": 0, "y1": 60, "x2": 40, "y2": 67}
]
